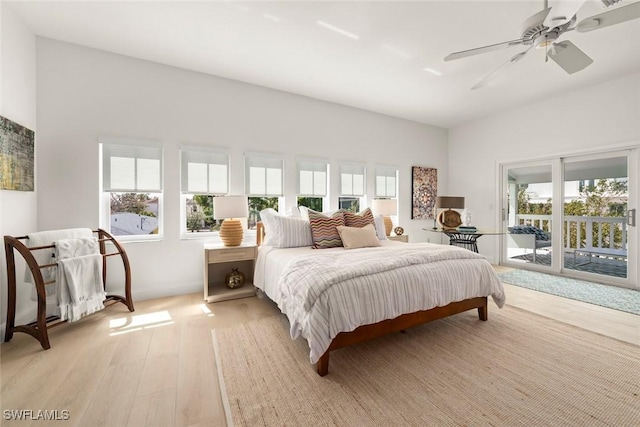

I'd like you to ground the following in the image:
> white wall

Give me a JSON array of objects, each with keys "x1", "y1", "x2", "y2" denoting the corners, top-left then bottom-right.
[
  {"x1": 448, "y1": 73, "x2": 640, "y2": 263},
  {"x1": 0, "y1": 5, "x2": 38, "y2": 333},
  {"x1": 36, "y1": 38, "x2": 448, "y2": 302}
]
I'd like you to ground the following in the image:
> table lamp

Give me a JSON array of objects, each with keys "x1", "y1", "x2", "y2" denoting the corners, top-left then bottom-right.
[
  {"x1": 435, "y1": 196, "x2": 465, "y2": 229},
  {"x1": 372, "y1": 198, "x2": 398, "y2": 236},
  {"x1": 214, "y1": 195, "x2": 248, "y2": 246}
]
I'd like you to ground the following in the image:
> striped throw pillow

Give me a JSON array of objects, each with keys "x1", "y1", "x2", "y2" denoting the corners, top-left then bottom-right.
[
  {"x1": 308, "y1": 209, "x2": 345, "y2": 249},
  {"x1": 260, "y1": 208, "x2": 313, "y2": 248},
  {"x1": 344, "y1": 208, "x2": 375, "y2": 228}
]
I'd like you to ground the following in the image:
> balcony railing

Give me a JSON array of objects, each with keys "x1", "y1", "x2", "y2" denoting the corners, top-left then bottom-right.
[{"x1": 515, "y1": 214, "x2": 627, "y2": 254}]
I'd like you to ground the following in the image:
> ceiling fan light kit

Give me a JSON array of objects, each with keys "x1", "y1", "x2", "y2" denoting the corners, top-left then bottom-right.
[{"x1": 445, "y1": 0, "x2": 640, "y2": 89}]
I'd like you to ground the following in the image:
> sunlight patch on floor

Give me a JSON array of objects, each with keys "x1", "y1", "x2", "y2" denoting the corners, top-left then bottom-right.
[
  {"x1": 200, "y1": 304, "x2": 215, "y2": 317},
  {"x1": 109, "y1": 310, "x2": 174, "y2": 335}
]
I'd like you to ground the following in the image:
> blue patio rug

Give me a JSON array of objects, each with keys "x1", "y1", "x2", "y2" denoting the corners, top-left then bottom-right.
[{"x1": 497, "y1": 269, "x2": 640, "y2": 315}]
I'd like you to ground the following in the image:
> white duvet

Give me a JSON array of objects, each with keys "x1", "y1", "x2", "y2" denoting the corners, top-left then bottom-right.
[{"x1": 254, "y1": 241, "x2": 505, "y2": 364}]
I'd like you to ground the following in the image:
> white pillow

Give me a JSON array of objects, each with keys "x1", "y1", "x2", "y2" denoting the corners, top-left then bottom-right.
[
  {"x1": 259, "y1": 208, "x2": 313, "y2": 248},
  {"x1": 336, "y1": 224, "x2": 382, "y2": 249},
  {"x1": 373, "y1": 214, "x2": 387, "y2": 240},
  {"x1": 287, "y1": 206, "x2": 302, "y2": 218}
]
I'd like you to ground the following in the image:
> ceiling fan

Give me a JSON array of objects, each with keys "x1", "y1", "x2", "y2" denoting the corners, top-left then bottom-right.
[{"x1": 444, "y1": 0, "x2": 640, "y2": 90}]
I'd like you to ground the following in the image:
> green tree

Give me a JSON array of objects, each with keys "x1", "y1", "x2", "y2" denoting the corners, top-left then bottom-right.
[
  {"x1": 338, "y1": 197, "x2": 360, "y2": 213},
  {"x1": 110, "y1": 193, "x2": 156, "y2": 217},
  {"x1": 580, "y1": 179, "x2": 627, "y2": 249},
  {"x1": 185, "y1": 195, "x2": 224, "y2": 231},
  {"x1": 297, "y1": 197, "x2": 323, "y2": 212},
  {"x1": 186, "y1": 211, "x2": 205, "y2": 232},
  {"x1": 248, "y1": 197, "x2": 279, "y2": 229},
  {"x1": 517, "y1": 179, "x2": 627, "y2": 249}
]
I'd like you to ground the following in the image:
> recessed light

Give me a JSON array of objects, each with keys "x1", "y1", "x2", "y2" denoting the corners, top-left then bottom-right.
[
  {"x1": 423, "y1": 68, "x2": 443, "y2": 76},
  {"x1": 317, "y1": 20, "x2": 359, "y2": 40}
]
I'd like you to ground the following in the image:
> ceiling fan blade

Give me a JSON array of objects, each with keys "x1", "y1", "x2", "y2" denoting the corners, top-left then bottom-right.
[
  {"x1": 548, "y1": 40, "x2": 593, "y2": 73},
  {"x1": 444, "y1": 39, "x2": 525, "y2": 62},
  {"x1": 471, "y1": 48, "x2": 532, "y2": 90},
  {"x1": 576, "y1": 1, "x2": 640, "y2": 32},
  {"x1": 522, "y1": 6, "x2": 553, "y2": 31},
  {"x1": 544, "y1": 0, "x2": 586, "y2": 28}
]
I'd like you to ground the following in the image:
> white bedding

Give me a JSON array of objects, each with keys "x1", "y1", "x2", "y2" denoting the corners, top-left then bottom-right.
[{"x1": 254, "y1": 241, "x2": 505, "y2": 364}]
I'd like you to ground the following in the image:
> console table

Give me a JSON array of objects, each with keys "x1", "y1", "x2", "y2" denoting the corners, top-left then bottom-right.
[{"x1": 423, "y1": 229, "x2": 504, "y2": 253}]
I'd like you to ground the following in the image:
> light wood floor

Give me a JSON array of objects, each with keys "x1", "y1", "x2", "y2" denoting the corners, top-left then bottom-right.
[{"x1": 1, "y1": 271, "x2": 638, "y2": 427}]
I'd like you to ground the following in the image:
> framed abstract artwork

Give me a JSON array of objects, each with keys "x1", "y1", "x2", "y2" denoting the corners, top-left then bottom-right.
[
  {"x1": 0, "y1": 115, "x2": 35, "y2": 191},
  {"x1": 411, "y1": 166, "x2": 437, "y2": 220}
]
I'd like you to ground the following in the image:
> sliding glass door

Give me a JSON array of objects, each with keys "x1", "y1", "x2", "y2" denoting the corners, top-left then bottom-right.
[
  {"x1": 503, "y1": 162, "x2": 555, "y2": 271},
  {"x1": 501, "y1": 149, "x2": 637, "y2": 289},
  {"x1": 562, "y1": 154, "x2": 632, "y2": 281}
]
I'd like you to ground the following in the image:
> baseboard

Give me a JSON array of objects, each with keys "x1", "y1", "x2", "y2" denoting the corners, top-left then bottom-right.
[
  {"x1": 1, "y1": 283, "x2": 202, "y2": 342},
  {"x1": 0, "y1": 305, "x2": 37, "y2": 343},
  {"x1": 129, "y1": 283, "x2": 202, "y2": 302}
]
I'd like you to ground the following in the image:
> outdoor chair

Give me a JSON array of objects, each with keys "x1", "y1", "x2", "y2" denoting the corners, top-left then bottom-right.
[{"x1": 508, "y1": 225, "x2": 552, "y2": 262}]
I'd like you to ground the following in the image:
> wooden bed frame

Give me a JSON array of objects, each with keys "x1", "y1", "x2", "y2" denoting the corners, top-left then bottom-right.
[{"x1": 255, "y1": 222, "x2": 488, "y2": 376}]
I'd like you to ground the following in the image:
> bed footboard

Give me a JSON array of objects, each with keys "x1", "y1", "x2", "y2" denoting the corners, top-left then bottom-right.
[{"x1": 316, "y1": 296, "x2": 488, "y2": 376}]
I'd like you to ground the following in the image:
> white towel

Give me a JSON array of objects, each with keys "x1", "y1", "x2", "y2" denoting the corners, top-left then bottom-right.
[
  {"x1": 24, "y1": 228, "x2": 93, "y2": 284},
  {"x1": 24, "y1": 229, "x2": 94, "y2": 317},
  {"x1": 56, "y1": 254, "x2": 105, "y2": 322},
  {"x1": 55, "y1": 237, "x2": 100, "y2": 260}
]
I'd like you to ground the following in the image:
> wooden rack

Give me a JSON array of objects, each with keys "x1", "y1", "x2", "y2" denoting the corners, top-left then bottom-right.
[{"x1": 4, "y1": 228, "x2": 134, "y2": 349}]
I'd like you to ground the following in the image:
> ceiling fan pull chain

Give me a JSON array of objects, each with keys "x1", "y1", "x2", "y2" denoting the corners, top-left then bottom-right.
[{"x1": 545, "y1": 35, "x2": 549, "y2": 62}]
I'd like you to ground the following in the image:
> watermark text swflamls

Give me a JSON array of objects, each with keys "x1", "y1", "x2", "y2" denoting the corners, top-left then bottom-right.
[{"x1": 3, "y1": 409, "x2": 70, "y2": 421}]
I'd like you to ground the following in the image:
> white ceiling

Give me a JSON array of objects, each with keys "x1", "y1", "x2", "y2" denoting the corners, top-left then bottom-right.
[{"x1": 7, "y1": 0, "x2": 640, "y2": 128}]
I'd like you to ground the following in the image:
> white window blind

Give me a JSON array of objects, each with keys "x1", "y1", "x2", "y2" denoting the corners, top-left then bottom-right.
[
  {"x1": 297, "y1": 159, "x2": 328, "y2": 197},
  {"x1": 375, "y1": 166, "x2": 398, "y2": 198},
  {"x1": 245, "y1": 154, "x2": 284, "y2": 196},
  {"x1": 340, "y1": 163, "x2": 365, "y2": 196},
  {"x1": 180, "y1": 147, "x2": 229, "y2": 195},
  {"x1": 101, "y1": 138, "x2": 163, "y2": 192}
]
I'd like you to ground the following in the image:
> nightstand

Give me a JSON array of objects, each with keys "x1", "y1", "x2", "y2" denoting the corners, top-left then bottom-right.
[
  {"x1": 204, "y1": 243, "x2": 257, "y2": 303},
  {"x1": 387, "y1": 235, "x2": 409, "y2": 243}
]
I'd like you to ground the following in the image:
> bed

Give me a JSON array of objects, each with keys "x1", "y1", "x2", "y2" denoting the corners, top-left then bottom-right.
[{"x1": 254, "y1": 210, "x2": 505, "y2": 376}]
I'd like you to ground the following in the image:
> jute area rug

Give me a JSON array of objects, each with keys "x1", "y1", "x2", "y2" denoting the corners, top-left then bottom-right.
[{"x1": 211, "y1": 306, "x2": 640, "y2": 427}]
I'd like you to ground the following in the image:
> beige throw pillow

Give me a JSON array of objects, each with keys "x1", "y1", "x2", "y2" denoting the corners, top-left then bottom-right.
[{"x1": 336, "y1": 224, "x2": 381, "y2": 250}]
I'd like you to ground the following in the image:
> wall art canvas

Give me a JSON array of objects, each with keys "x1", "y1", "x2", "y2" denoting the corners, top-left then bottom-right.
[
  {"x1": 411, "y1": 166, "x2": 437, "y2": 220},
  {"x1": 0, "y1": 115, "x2": 35, "y2": 191}
]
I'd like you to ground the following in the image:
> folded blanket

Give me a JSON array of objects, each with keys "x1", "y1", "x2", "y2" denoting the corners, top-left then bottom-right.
[{"x1": 57, "y1": 254, "x2": 105, "y2": 322}]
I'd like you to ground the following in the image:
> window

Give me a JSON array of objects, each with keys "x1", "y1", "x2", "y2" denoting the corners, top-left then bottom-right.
[
  {"x1": 340, "y1": 163, "x2": 365, "y2": 213},
  {"x1": 298, "y1": 159, "x2": 327, "y2": 197},
  {"x1": 297, "y1": 158, "x2": 328, "y2": 212},
  {"x1": 339, "y1": 196, "x2": 360, "y2": 213},
  {"x1": 245, "y1": 153, "x2": 284, "y2": 229},
  {"x1": 180, "y1": 146, "x2": 229, "y2": 234},
  {"x1": 340, "y1": 163, "x2": 365, "y2": 196},
  {"x1": 375, "y1": 166, "x2": 398, "y2": 198},
  {"x1": 248, "y1": 197, "x2": 279, "y2": 229},
  {"x1": 298, "y1": 197, "x2": 323, "y2": 212},
  {"x1": 100, "y1": 137, "x2": 163, "y2": 238}
]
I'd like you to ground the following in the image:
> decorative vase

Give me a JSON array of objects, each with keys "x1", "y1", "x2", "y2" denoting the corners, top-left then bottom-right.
[
  {"x1": 463, "y1": 210, "x2": 473, "y2": 227},
  {"x1": 225, "y1": 268, "x2": 245, "y2": 289}
]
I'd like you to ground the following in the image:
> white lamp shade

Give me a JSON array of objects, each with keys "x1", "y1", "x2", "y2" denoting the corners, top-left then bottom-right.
[
  {"x1": 371, "y1": 199, "x2": 397, "y2": 216},
  {"x1": 213, "y1": 196, "x2": 248, "y2": 219}
]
